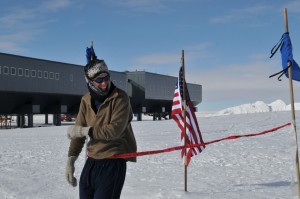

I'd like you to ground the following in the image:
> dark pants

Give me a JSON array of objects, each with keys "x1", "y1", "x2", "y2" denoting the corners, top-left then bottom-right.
[{"x1": 79, "y1": 158, "x2": 127, "y2": 199}]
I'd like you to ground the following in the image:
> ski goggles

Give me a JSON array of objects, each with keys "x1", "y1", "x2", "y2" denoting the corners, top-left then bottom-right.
[{"x1": 92, "y1": 75, "x2": 110, "y2": 83}]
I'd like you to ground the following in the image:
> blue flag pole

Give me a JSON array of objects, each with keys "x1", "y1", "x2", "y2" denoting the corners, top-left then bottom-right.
[
  {"x1": 84, "y1": 40, "x2": 94, "y2": 161},
  {"x1": 284, "y1": 8, "x2": 300, "y2": 198}
]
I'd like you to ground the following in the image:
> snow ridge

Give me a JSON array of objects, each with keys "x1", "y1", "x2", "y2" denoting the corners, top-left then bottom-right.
[{"x1": 209, "y1": 99, "x2": 300, "y2": 116}]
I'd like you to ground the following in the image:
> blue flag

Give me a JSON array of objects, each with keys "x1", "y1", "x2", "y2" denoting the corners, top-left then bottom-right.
[
  {"x1": 270, "y1": 32, "x2": 300, "y2": 81},
  {"x1": 86, "y1": 46, "x2": 97, "y2": 65}
]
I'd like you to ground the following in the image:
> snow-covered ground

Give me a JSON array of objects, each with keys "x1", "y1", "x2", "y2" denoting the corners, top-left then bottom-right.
[{"x1": 0, "y1": 101, "x2": 300, "y2": 198}]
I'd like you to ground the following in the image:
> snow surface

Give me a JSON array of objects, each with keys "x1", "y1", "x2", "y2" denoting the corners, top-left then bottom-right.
[{"x1": 1, "y1": 101, "x2": 300, "y2": 198}]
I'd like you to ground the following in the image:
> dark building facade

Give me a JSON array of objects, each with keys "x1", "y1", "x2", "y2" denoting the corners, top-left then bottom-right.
[
  {"x1": 0, "y1": 52, "x2": 202, "y2": 126},
  {"x1": 127, "y1": 71, "x2": 202, "y2": 120}
]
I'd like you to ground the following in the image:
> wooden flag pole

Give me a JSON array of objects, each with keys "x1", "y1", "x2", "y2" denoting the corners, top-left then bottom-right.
[
  {"x1": 284, "y1": 8, "x2": 300, "y2": 198},
  {"x1": 181, "y1": 49, "x2": 188, "y2": 192}
]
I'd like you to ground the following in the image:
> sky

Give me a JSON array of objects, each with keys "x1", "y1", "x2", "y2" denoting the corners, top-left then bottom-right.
[{"x1": 1, "y1": 0, "x2": 300, "y2": 110}]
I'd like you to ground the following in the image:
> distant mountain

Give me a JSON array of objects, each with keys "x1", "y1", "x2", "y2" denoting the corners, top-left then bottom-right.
[{"x1": 208, "y1": 100, "x2": 300, "y2": 117}]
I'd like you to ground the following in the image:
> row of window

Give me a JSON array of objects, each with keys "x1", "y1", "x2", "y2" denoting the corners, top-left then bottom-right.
[{"x1": 0, "y1": 66, "x2": 60, "y2": 80}]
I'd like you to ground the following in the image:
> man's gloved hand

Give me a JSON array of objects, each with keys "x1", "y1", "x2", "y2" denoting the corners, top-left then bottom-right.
[
  {"x1": 66, "y1": 156, "x2": 78, "y2": 187},
  {"x1": 67, "y1": 125, "x2": 91, "y2": 139}
]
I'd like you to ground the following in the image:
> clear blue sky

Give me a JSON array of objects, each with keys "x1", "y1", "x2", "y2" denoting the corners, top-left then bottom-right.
[{"x1": 1, "y1": 0, "x2": 300, "y2": 111}]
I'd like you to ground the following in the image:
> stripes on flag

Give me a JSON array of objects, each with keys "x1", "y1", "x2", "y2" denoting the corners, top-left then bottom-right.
[{"x1": 171, "y1": 67, "x2": 205, "y2": 166}]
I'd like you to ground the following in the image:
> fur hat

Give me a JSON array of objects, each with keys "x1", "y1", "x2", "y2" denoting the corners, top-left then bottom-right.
[{"x1": 85, "y1": 59, "x2": 109, "y2": 79}]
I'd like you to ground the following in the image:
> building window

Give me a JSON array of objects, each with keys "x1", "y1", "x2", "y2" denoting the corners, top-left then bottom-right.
[
  {"x1": 69, "y1": 74, "x2": 73, "y2": 82},
  {"x1": 44, "y1": 71, "x2": 48, "y2": 79},
  {"x1": 38, "y1": 70, "x2": 42, "y2": 78},
  {"x1": 31, "y1": 70, "x2": 36, "y2": 77},
  {"x1": 11, "y1": 67, "x2": 16, "y2": 75},
  {"x1": 18, "y1": 68, "x2": 23, "y2": 76},
  {"x1": 3, "y1": 66, "x2": 9, "y2": 75},
  {"x1": 0, "y1": 66, "x2": 1, "y2": 75},
  {"x1": 25, "y1": 69, "x2": 30, "y2": 77},
  {"x1": 55, "y1": 73, "x2": 59, "y2": 80},
  {"x1": 49, "y1": 72, "x2": 54, "y2": 79}
]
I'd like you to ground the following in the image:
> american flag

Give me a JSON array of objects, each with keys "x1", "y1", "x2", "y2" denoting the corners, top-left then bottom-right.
[{"x1": 171, "y1": 67, "x2": 205, "y2": 166}]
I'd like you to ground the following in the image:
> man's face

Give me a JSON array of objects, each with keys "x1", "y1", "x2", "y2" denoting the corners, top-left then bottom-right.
[{"x1": 92, "y1": 73, "x2": 110, "y2": 91}]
